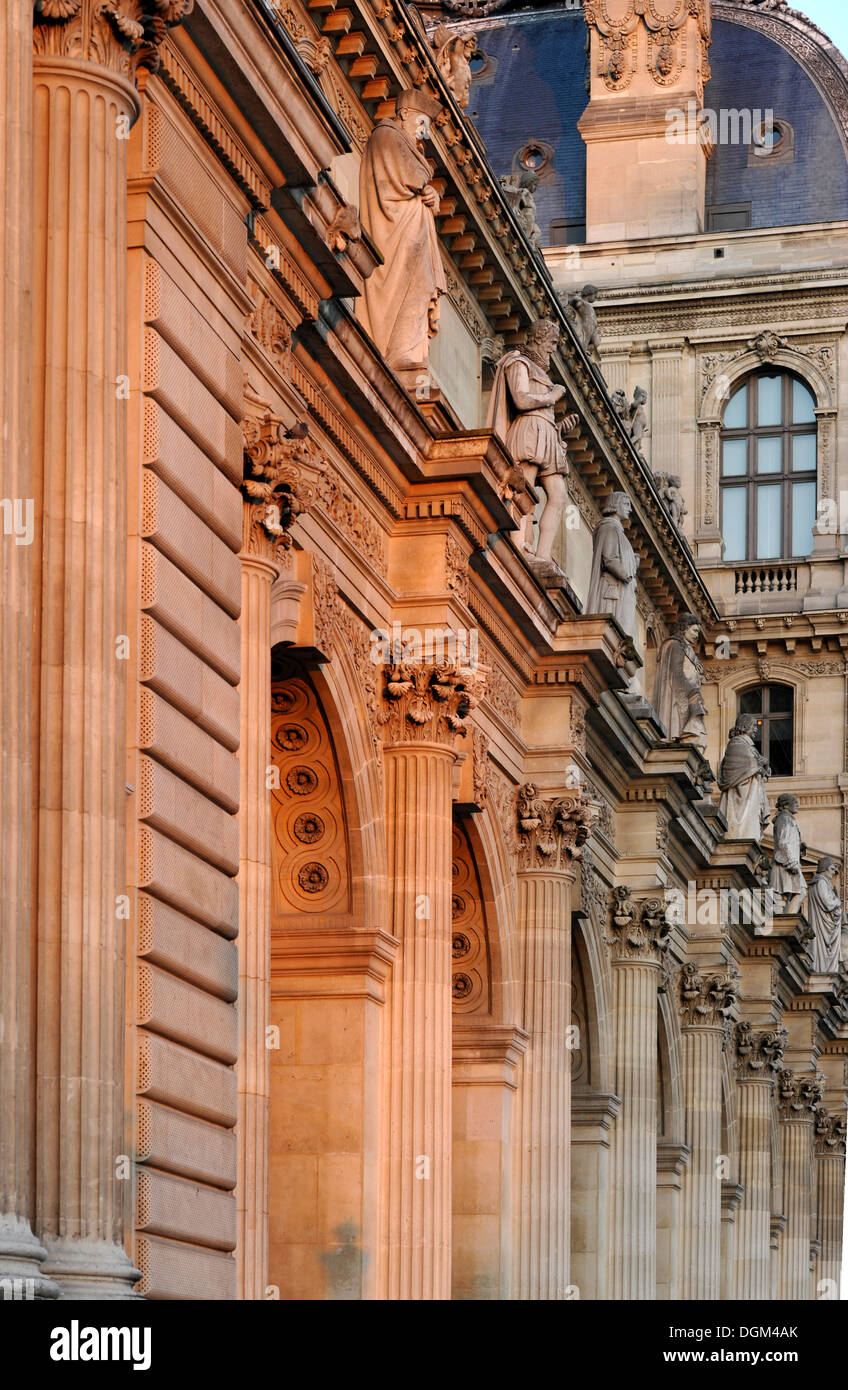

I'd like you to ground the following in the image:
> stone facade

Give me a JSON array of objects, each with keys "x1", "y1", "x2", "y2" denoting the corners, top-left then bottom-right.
[{"x1": 0, "y1": 0, "x2": 845, "y2": 1302}]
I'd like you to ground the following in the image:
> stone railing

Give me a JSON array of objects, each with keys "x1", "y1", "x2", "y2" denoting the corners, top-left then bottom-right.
[{"x1": 734, "y1": 564, "x2": 798, "y2": 597}]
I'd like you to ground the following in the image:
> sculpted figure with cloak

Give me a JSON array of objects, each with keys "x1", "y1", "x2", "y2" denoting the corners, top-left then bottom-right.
[
  {"x1": 717, "y1": 713, "x2": 771, "y2": 841},
  {"x1": 653, "y1": 612, "x2": 708, "y2": 752},
  {"x1": 768, "y1": 792, "x2": 807, "y2": 911},
  {"x1": 585, "y1": 491, "x2": 638, "y2": 638},
  {"x1": 806, "y1": 857, "x2": 845, "y2": 974},
  {"x1": 359, "y1": 88, "x2": 446, "y2": 373}
]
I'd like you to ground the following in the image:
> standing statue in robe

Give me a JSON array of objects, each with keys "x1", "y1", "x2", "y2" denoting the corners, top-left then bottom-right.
[
  {"x1": 768, "y1": 793, "x2": 807, "y2": 912},
  {"x1": 585, "y1": 492, "x2": 639, "y2": 639},
  {"x1": 718, "y1": 714, "x2": 771, "y2": 841},
  {"x1": 359, "y1": 88, "x2": 446, "y2": 374},
  {"x1": 806, "y1": 857, "x2": 845, "y2": 974},
  {"x1": 487, "y1": 319, "x2": 579, "y2": 573},
  {"x1": 653, "y1": 612, "x2": 708, "y2": 752}
]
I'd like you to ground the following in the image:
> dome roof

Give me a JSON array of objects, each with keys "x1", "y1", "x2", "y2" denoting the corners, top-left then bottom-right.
[{"x1": 463, "y1": 1, "x2": 848, "y2": 243}]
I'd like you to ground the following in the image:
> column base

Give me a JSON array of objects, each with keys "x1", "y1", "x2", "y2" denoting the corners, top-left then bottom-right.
[
  {"x1": 41, "y1": 1239, "x2": 143, "y2": 1300},
  {"x1": 0, "y1": 1216, "x2": 60, "y2": 1299}
]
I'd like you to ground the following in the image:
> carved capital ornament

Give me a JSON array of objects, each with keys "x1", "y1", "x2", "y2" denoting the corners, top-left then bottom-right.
[
  {"x1": 516, "y1": 783, "x2": 599, "y2": 873},
  {"x1": 33, "y1": 0, "x2": 195, "y2": 81}
]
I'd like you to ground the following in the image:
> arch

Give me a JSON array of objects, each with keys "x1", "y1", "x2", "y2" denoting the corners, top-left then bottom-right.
[
  {"x1": 657, "y1": 990, "x2": 685, "y2": 1145},
  {"x1": 701, "y1": 349, "x2": 833, "y2": 421},
  {"x1": 459, "y1": 809, "x2": 518, "y2": 1027}
]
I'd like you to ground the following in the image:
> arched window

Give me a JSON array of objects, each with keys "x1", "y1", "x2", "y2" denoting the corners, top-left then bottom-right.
[
  {"x1": 738, "y1": 683, "x2": 794, "y2": 776},
  {"x1": 720, "y1": 371, "x2": 817, "y2": 563}
]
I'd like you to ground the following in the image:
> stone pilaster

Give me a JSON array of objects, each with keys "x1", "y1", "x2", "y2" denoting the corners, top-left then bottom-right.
[
  {"x1": 606, "y1": 888, "x2": 673, "y2": 1299},
  {"x1": 813, "y1": 1110, "x2": 846, "y2": 1299},
  {"x1": 678, "y1": 965, "x2": 738, "y2": 1300},
  {"x1": 381, "y1": 661, "x2": 484, "y2": 1300},
  {"x1": 775, "y1": 1070, "x2": 824, "y2": 1301},
  {"x1": 733, "y1": 1022, "x2": 787, "y2": 1301},
  {"x1": 0, "y1": 0, "x2": 56, "y2": 1300},
  {"x1": 720, "y1": 1181, "x2": 744, "y2": 1301},
  {"x1": 236, "y1": 396, "x2": 321, "y2": 1300},
  {"x1": 649, "y1": 341, "x2": 685, "y2": 478},
  {"x1": 512, "y1": 786, "x2": 598, "y2": 1300},
  {"x1": 32, "y1": 0, "x2": 190, "y2": 1299}
]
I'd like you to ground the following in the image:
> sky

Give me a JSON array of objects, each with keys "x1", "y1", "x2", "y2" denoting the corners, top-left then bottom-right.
[{"x1": 793, "y1": 1, "x2": 848, "y2": 59}]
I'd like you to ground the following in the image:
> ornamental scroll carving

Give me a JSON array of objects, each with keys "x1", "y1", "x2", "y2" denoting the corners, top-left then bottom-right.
[
  {"x1": 33, "y1": 0, "x2": 194, "y2": 79},
  {"x1": 517, "y1": 783, "x2": 599, "y2": 873},
  {"x1": 584, "y1": 0, "x2": 710, "y2": 94},
  {"x1": 734, "y1": 1021, "x2": 788, "y2": 1079},
  {"x1": 678, "y1": 962, "x2": 739, "y2": 1027}
]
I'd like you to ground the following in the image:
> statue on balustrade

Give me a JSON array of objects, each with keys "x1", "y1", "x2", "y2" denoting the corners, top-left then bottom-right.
[
  {"x1": 487, "y1": 319, "x2": 579, "y2": 575},
  {"x1": 806, "y1": 857, "x2": 846, "y2": 973},
  {"x1": 562, "y1": 285, "x2": 602, "y2": 364},
  {"x1": 768, "y1": 793, "x2": 807, "y2": 912},
  {"x1": 585, "y1": 491, "x2": 639, "y2": 639},
  {"x1": 359, "y1": 88, "x2": 446, "y2": 374},
  {"x1": 717, "y1": 714, "x2": 771, "y2": 841},
  {"x1": 653, "y1": 612, "x2": 708, "y2": 752}
]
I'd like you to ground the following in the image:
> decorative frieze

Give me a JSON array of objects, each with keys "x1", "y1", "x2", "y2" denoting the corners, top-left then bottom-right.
[
  {"x1": 734, "y1": 1021, "x2": 788, "y2": 1079},
  {"x1": 678, "y1": 963, "x2": 739, "y2": 1028},
  {"x1": 516, "y1": 783, "x2": 599, "y2": 872}
]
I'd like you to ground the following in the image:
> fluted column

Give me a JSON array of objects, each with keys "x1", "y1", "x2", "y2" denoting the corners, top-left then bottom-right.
[
  {"x1": 607, "y1": 890, "x2": 673, "y2": 1299},
  {"x1": 678, "y1": 966, "x2": 739, "y2": 1300},
  {"x1": 0, "y1": 0, "x2": 56, "y2": 1300},
  {"x1": 512, "y1": 788, "x2": 597, "y2": 1300},
  {"x1": 32, "y1": 2, "x2": 189, "y2": 1298},
  {"x1": 733, "y1": 1023, "x2": 787, "y2": 1301},
  {"x1": 813, "y1": 1111, "x2": 846, "y2": 1298},
  {"x1": 775, "y1": 1070, "x2": 823, "y2": 1301},
  {"x1": 380, "y1": 663, "x2": 483, "y2": 1300}
]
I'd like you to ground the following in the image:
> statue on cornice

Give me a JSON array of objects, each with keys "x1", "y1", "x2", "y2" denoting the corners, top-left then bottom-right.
[
  {"x1": 561, "y1": 285, "x2": 602, "y2": 364},
  {"x1": 359, "y1": 88, "x2": 446, "y2": 375},
  {"x1": 653, "y1": 612, "x2": 708, "y2": 752},
  {"x1": 586, "y1": 492, "x2": 639, "y2": 639},
  {"x1": 806, "y1": 857, "x2": 846, "y2": 974},
  {"x1": 433, "y1": 24, "x2": 477, "y2": 110},
  {"x1": 717, "y1": 714, "x2": 772, "y2": 841},
  {"x1": 500, "y1": 171, "x2": 542, "y2": 250},
  {"x1": 628, "y1": 386, "x2": 649, "y2": 455},
  {"x1": 654, "y1": 473, "x2": 688, "y2": 531},
  {"x1": 487, "y1": 319, "x2": 579, "y2": 575},
  {"x1": 768, "y1": 793, "x2": 807, "y2": 912}
]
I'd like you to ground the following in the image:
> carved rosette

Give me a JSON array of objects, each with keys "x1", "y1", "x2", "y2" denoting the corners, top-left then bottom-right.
[
  {"x1": 733, "y1": 1021, "x2": 788, "y2": 1081},
  {"x1": 516, "y1": 783, "x2": 599, "y2": 873},
  {"x1": 678, "y1": 962, "x2": 739, "y2": 1028},
  {"x1": 33, "y1": 0, "x2": 195, "y2": 80},
  {"x1": 777, "y1": 1069, "x2": 826, "y2": 1120},
  {"x1": 814, "y1": 1110, "x2": 847, "y2": 1156},
  {"x1": 605, "y1": 885, "x2": 675, "y2": 963},
  {"x1": 379, "y1": 661, "x2": 486, "y2": 747},
  {"x1": 241, "y1": 395, "x2": 322, "y2": 564}
]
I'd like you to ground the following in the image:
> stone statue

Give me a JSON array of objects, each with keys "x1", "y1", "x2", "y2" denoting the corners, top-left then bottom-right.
[
  {"x1": 562, "y1": 284, "x2": 601, "y2": 363},
  {"x1": 717, "y1": 714, "x2": 771, "y2": 841},
  {"x1": 806, "y1": 857, "x2": 846, "y2": 974},
  {"x1": 500, "y1": 170, "x2": 542, "y2": 249},
  {"x1": 653, "y1": 612, "x2": 708, "y2": 752},
  {"x1": 768, "y1": 793, "x2": 807, "y2": 912},
  {"x1": 655, "y1": 473, "x2": 687, "y2": 530},
  {"x1": 611, "y1": 389, "x2": 629, "y2": 427},
  {"x1": 586, "y1": 492, "x2": 639, "y2": 639},
  {"x1": 628, "y1": 386, "x2": 649, "y2": 455},
  {"x1": 487, "y1": 319, "x2": 579, "y2": 573},
  {"x1": 433, "y1": 24, "x2": 477, "y2": 109},
  {"x1": 359, "y1": 88, "x2": 446, "y2": 374}
]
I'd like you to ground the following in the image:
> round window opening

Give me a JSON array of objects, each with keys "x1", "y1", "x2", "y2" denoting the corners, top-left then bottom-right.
[
  {"x1": 519, "y1": 142, "x2": 548, "y2": 173},
  {"x1": 753, "y1": 119, "x2": 787, "y2": 154}
]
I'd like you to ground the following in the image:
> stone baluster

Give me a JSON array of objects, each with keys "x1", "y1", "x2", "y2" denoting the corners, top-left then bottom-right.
[
  {"x1": 678, "y1": 964, "x2": 739, "y2": 1300},
  {"x1": 733, "y1": 1022, "x2": 787, "y2": 1301}
]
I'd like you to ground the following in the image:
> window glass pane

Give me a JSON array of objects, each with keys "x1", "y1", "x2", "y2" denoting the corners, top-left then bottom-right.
[
  {"x1": 792, "y1": 379, "x2": 816, "y2": 424},
  {"x1": 757, "y1": 375, "x2": 783, "y2": 426},
  {"x1": 791, "y1": 480, "x2": 816, "y2": 557},
  {"x1": 722, "y1": 438, "x2": 747, "y2": 476},
  {"x1": 721, "y1": 487, "x2": 747, "y2": 561},
  {"x1": 756, "y1": 484, "x2": 782, "y2": 558},
  {"x1": 739, "y1": 687, "x2": 764, "y2": 715},
  {"x1": 757, "y1": 436, "x2": 782, "y2": 473},
  {"x1": 767, "y1": 717, "x2": 793, "y2": 776},
  {"x1": 724, "y1": 384, "x2": 747, "y2": 429},
  {"x1": 791, "y1": 433, "x2": 816, "y2": 472},
  {"x1": 767, "y1": 685, "x2": 793, "y2": 713}
]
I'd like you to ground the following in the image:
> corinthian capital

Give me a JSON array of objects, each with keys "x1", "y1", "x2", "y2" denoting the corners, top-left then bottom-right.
[
  {"x1": 606, "y1": 885, "x2": 674, "y2": 963},
  {"x1": 814, "y1": 1110, "x2": 847, "y2": 1156},
  {"x1": 734, "y1": 1021, "x2": 788, "y2": 1080},
  {"x1": 678, "y1": 962, "x2": 739, "y2": 1028},
  {"x1": 241, "y1": 385, "x2": 322, "y2": 564},
  {"x1": 33, "y1": 0, "x2": 194, "y2": 79},
  {"x1": 777, "y1": 1069, "x2": 826, "y2": 1119},
  {"x1": 516, "y1": 783, "x2": 599, "y2": 873},
  {"x1": 379, "y1": 661, "x2": 486, "y2": 747}
]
